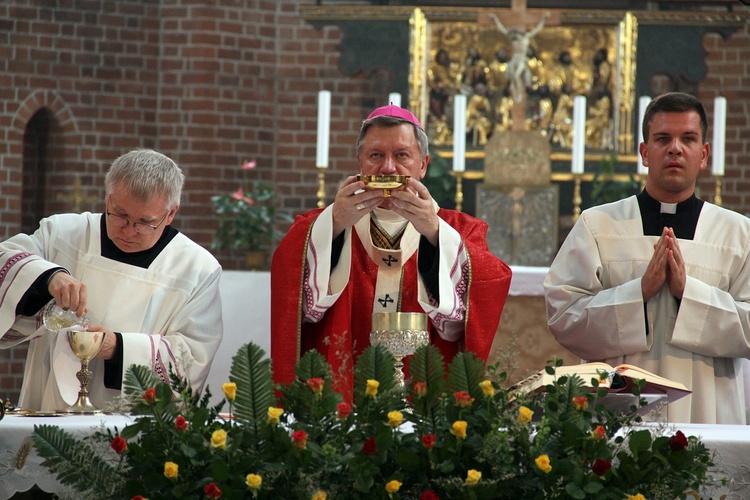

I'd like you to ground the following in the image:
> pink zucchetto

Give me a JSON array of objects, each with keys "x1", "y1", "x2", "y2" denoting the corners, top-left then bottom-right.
[{"x1": 366, "y1": 104, "x2": 423, "y2": 131}]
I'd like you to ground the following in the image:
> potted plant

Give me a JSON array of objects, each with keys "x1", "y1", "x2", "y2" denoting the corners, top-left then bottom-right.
[{"x1": 211, "y1": 160, "x2": 290, "y2": 269}]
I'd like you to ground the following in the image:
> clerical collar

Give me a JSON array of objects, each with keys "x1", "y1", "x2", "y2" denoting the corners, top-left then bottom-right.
[
  {"x1": 372, "y1": 207, "x2": 408, "y2": 238},
  {"x1": 100, "y1": 215, "x2": 179, "y2": 268},
  {"x1": 637, "y1": 189, "x2": 699, "y2": 214},
  {"x1": 636, "y1": 189, "x2": 703, "y2": 240}
]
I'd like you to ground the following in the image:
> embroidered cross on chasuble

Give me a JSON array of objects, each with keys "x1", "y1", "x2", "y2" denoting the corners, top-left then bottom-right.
[{"x1": 354, "y1": 210, "x2": 417, "y2": 315}]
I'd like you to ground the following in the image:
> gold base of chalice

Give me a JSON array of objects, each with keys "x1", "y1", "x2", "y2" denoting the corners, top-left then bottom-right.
[{"x1": 370, "y1": 312, "x2": 429, "y2": 389}]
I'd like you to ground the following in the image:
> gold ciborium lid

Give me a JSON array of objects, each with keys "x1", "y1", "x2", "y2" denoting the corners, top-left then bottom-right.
[
  {"x1": 371, "y1": 312, "x2": 427, "y2": 333},
  {"x1": 357, "y1": 175, "x2": 410, "y2": 197}
]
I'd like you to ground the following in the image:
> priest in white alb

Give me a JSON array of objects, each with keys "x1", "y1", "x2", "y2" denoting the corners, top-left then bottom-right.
[
  {"x1": 545, "y1": 92, "x2": 750, "y2": 424},
  {"x1": 0, "y1": 149, "x2": 223, "y2": 411}
]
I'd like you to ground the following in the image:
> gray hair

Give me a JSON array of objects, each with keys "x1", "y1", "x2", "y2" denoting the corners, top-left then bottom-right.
[
  {"x1": 104, "y1": 149, "x2": 184, "y2": 209},
  {"x1": 356, "y1": 115, "x2": 429, "y2": 159}
]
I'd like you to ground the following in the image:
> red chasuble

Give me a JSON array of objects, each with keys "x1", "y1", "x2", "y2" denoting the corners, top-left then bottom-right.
[{"x1": 271, "y1": 207, "x2": 512, "y2": 400}]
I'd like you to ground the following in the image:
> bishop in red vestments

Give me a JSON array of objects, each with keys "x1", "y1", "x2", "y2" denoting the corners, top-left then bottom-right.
[{"x1": 271, "y1": 104, "x2": 512, "y2": 400}]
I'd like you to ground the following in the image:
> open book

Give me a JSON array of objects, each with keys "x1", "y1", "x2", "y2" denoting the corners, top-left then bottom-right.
[{"x1": 512, "y1": 362, "x2": 691, "y2": 416}]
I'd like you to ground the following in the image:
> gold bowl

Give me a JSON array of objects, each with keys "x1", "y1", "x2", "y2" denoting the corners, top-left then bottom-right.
[{"x1": 358, "y1": 175, "x2": 410, "y2": 196}]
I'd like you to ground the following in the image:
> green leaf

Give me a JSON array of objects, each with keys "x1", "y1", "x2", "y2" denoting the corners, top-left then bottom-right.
[
  {"x1": 33, "y1": 424, "x2": 122, "y2": 497},
  {"x1": 123, "y1": 364, "x2": 162, "y2": 398},
  {"x1": 353, "y1": 344, "x2": 396, "y2": 407},
  {"x1": 230, "y1": 343, "x2": 275, "y2": 422},
  {"x1": 446, "y1": 352, "x2": 485, "y2": 401}
]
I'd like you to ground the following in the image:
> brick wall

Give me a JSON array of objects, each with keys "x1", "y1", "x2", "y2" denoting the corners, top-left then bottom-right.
[{"x1": 0, "y1": 1, "x2": 748, "y2": 405}]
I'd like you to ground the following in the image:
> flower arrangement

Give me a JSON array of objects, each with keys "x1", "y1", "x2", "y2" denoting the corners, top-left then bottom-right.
[
  {"x1": 32, "y1": 343, "x2": 716, "y2": 499},
  {"x1": 211, "y1": 160, "x2": 290, "y2": 252}
]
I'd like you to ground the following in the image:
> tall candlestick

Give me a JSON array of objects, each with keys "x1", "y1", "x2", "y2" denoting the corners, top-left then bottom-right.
[
  {"x1": 453, "y1": 94, "x2": 467, "y2": 172},
  {"x1": 712, "y1": 96, "x2": 726, "y2": 176},
  {"x1": 316, "y1": 90, "x2": 331, "y2": 168},
  {"x1": 388, "y1": 92, "x2": 402, "y2": 107},
  {"x1": 637, "y1": 95, "x2": 650, "y2": 175},
  {"x1": 571, "y1": 95, "x2": 586, "y2": 174}
]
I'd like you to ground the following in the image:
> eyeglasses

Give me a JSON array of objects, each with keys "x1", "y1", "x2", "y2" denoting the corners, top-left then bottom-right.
[{"x1": 105, "y1": 208, "x2": 170, "y2": 234}]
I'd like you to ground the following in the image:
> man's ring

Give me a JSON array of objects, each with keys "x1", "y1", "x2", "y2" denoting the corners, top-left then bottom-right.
[{"x1": 355, "y1": 203, "x2": 365, "y2": 211}]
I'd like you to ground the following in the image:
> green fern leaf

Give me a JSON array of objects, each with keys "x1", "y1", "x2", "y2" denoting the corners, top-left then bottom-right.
[
  {"x1": 353, "y1": 345, "x2": 396, "y2": 407},
  {"x1": 294, "y1": 348, "x2": 333, "y2": 381},
  {"x1": 230, "y1": 342, "x2": 275, "y2": 422},
  {"x1": 122, "y1": 364, "x2": 162, "y2": 398},
  {"x1": 408, "y1": 344, "x2": 447, "y2": 393},
  {"x1": 446, "y1": 352, "x2": 486, "y2": 401},
  {"x1": 33, "y1": 424, "x2": 122, "y2": 496}
]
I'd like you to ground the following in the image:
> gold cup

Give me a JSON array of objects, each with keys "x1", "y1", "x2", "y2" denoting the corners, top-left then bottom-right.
[
  {"x1": 370, "y1": 312, "x2": 429, "y2": 388},
  {"x1": 65, "y1": 329, "x2": 106, "y2": 414},
  {"x1": 358, "y1": 175, "x2": 410, "y2": 197}
]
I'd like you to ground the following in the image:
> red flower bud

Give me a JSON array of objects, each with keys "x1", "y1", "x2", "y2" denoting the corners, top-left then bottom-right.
[
  {"x1": 203, "y1": 482, "x2": 222, "y2": 498},
  {"x1": 669, "y1": 430, "x2": 689, "y2": 451},
  {"x1": 413, "y1": 382, "x2": 427, "y2": 398},
  {"x1": 362, "y1": 437, "x2": 377, "y2": 455},
  {"x1": 142, "y1": 387, "x2": 156, "y2": 404},
  {"x1": 292, "y1": 430, "x2": 308, "y2": 450},
  {"x1": 592, "y1": 458, "x2": 612, "y2": 476},
  {"x1": 306, "y1": 377, "x2": 324, "y2": 394},
  {"x1": 336, "y1": 402, "x2": 352, "y2": 419},
  {"x1": 422, "y1": 434, "x2": 437, "y2": 449},
  {"x1": 174, "y1": 415, "x2": 188, "y2": 431},
  {"x1": 453, "y1": 391, "x2": 473, "y2": 408},
  {"x1": 420, "y1": 491, "x2": 440, "y2": 500},
  {"x1": 110, "y1": 436, "x2": 127, "y2": 454}
]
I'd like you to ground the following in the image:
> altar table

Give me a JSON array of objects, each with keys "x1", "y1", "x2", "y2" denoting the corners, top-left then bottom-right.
[{"x1": 0, "y1": 414, "x2": 749, "y2": 499}]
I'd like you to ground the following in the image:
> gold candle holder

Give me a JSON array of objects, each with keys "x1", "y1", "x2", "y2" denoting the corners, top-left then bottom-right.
[
  {"x1": 370, "y1": 312, "x2": 429, "y2": 389},
  {"x1": 454, "y1": 171, "x2": 464, "y2": 213},
  {"x1": 572, "y1": 174, "x2": 582, "y2": 224},
  {"x1": 714, "y1": 174, "x2": 723, "y2": 207},
  {"x1": 316, "y1": 167, "x2": 326, "y2": 208}
]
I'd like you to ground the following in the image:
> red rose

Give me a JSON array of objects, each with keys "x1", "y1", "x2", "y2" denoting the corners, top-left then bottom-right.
[
  {"x1": 336, "y1": 402, "x2": 352, "y2": 419},
  {"x1": 422, "y1": 433, "x2": 437, "y2": 449},
  {"x1": 110, "y1": 436, "x2": 127, "y2": 454},
  {"x1": 453, "y1": 391, "x2": 473, "y2": 408},
  {"x1": 420, "y1": 491, "x2": 440, "y2": 500},
  {"x1": 592, "y1": 458, "x2": 612, "y2": 476},
  {"x1": 174, "y1": 415, "x2": 188, "y2": 431},
  {"x1": 572, "y1": 396, "x2": 589, "y2": 411},
  {"x1": 142, "y1": 387, "x2": 156, "y2": 404},
  {"x1": 362, "y1": 437, "x2": 377, "y2": 455},
  {"x1": 132, "y1": 496, "x2": 146, "y2": 500},
  {"x1": 203, "y1": 482, "x2": 222, "y2": 498},
  {"x1": 413, "y1": 381, "x2": 427, "y2": 398},
  {"x1": 669, "y1": 430, "x2": 689, "y2": 451},
  {"x1": 292, "y1": 430, "x2": 308, "y2": 450},
  {"x1": 306, "y1": 377, "x2": 324, "y2": 394}
]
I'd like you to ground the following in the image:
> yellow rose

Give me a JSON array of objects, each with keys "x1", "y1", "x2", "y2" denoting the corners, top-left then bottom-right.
[
  {"x1": 451, "y1": 420, "x2": 468, "y2": 439},
  {"x1": 479, "y1": 379, "x2": 494, "y2": 397},
  {"x1": 246, "y1": 473, "x2": 262, "y2": 490},
  {"x1": 222, "y1": 382, "x2": 237, "y2": 401},
  {"x1": 387, "y1": 411, "x2": 403, "y2": 428},
  {"x1": 366, "y1": 379, "x2": 380, "y2": 397},
  {"x1": 518, "y1": 405, "x2": 534, "y2": 424},
  {"x1": 627, "y1": 495, "x2": 646, "y2": 500},
  {"x1": 164, "y1": 461, "x2": 179, "y2": 479},
  {"x1": 211, "y1": 429, "x2": 227, "y2": 449},
  {"x1": 312, "y1": 491, "x2": 327, "y2": 500},
  {"x1": 465, "y1": 469, "x2": 482, "y2": 486},
  {"x1": 385, "y1": 480, "x2": 402, "y2": 493},
  {"x1": 535, "y1": 454, "x2": 552, "y2": 474},
  {"x1": 267, "y1": 406, "x2": 284, "y2": 425}
]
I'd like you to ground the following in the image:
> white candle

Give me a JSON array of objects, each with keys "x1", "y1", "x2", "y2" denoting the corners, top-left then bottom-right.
[
  {"x1": 712, "y1": 96, "x2": 726, "y2": 176},
  {"x1": 637, "y1": 95, "x2": 651, "y2": 175},
  {"x1": 571, "y1": 95, "x2": 586, "y2": 174},
  {"x1": 388, "y1": 92, "x2": 402, "y2": 107},
  {"x1": 453, "y1": 94, "x2": 467, "y2": 172},
  {"x1": 316, "y1": 90, "x2": 331, "y2": 168}
]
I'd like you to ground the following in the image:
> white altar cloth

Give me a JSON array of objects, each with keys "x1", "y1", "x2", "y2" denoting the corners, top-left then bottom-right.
[{"x1": 0, "y1": 413, "x2": 134, "y2": 499}]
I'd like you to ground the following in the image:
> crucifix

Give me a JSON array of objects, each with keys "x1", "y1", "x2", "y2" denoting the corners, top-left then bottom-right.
[
  {"x1": 479, "y1": 1, "x2": 558, "y2": 132},
  {"x1": 56, "y1": 175, "x2": 98, "y2": 212}
]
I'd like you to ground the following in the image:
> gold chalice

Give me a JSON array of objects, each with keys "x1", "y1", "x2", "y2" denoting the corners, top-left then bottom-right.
[
  {"x1": 65, "y1": 329, "x2": 106, "y2": 414},
  {"x1": 358, "y1": 175, "x2": 410, "y2": 197},
  {"x1": 370, "y1": 312, "x2": 429, "y2": 389}
]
